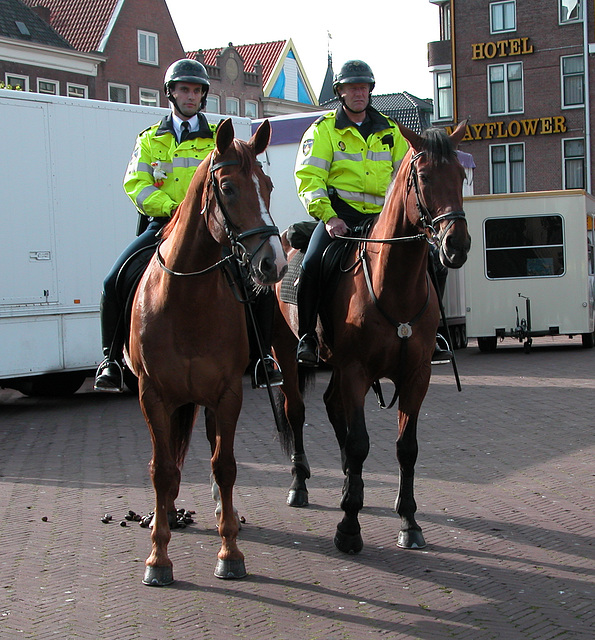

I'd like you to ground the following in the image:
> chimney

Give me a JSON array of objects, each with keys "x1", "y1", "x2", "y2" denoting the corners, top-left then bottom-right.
[{"x1": 31, "y1": 5, "x2": 51, "y2": 23}]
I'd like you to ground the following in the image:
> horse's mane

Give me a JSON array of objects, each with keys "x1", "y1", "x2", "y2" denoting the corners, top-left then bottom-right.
[{"x1": 419, "y1": 127, "x2": 457, "y2": 164}]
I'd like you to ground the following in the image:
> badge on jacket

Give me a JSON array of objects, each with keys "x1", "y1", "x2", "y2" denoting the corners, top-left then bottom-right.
[{"x1": 302, "y1": 139, "x2": 314, "y2": 156}]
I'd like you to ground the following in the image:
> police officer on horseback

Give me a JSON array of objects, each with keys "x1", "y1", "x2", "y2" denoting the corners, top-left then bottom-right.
[
  {"x1": 294, "y1": 59, "x2": 453, "y2": 367},
  {"x1": 294, "y1": 60, "x2": 410, "y2": 366},
  {"x1": 94, "y1": 58, "x2": 282, "y2": 392}
]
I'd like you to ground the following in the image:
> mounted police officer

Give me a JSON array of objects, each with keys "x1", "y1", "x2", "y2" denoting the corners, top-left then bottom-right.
[
  {"x1": 294, "y1": 59, "x2": 453, "y2": 367},
  {"x1": 94, "y1": 58, "x2": 282, "y2": 392}
]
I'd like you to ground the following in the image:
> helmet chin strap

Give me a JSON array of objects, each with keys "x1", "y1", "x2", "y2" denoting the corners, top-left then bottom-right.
[{"x1": 340, "y1": 94, "x2": 372, "y2": 115}]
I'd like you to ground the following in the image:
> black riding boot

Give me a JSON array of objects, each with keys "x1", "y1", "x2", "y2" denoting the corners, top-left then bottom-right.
[
  {"x1": 94, "y1": 293, "x2": 125, "y2": 392},
  {"x1": 248, "y1": 289, "x2": 283, "y2": 389},
  {"x1": 296, "y1": 268, "x2": 319, "y2": 366}
]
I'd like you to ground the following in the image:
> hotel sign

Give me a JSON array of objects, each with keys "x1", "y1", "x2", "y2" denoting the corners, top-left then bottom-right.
[
  {"x1": 471, "y1": 37, "x2": 534, "y2": 60},
  {"x1": 447, "y1": 117, "x2": 567, "y2": 141}
]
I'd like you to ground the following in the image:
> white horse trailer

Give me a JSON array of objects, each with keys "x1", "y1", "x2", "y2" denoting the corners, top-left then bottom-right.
[
  {"x1": 0, "y1": 89, "x2": 251, "y2": 395},
  {"x1": 463, "y1": 190, "x2": 595, "y2": 352},
  {"x1": 255, "y1": 112, "x2": 474, "y2": 350}
]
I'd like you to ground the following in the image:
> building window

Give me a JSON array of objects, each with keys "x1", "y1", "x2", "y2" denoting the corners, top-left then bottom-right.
[
  {"x1": 226, "y1": 97, "x2": 239, "y2": 116},
  {"x1": 5, "y1": 73, "x2": 28, "y2": 90},
  {"x1": 140, "y1": 88, "x2": 159, "y2": 107},
  {"x1": 38, "y1": 79, "x2": 58, "y2": 95},
  {"x1": 563, "y1": 138, "x2": 585, "y2": 189},
  {"x1": 484, "y1": 215, "x2": 565, "y2": 279},
  {"x1": 245, "y1": 100, "x2": 258, "y2": 119},
  {"x1": 439, "y1": 2, "x2": 451, "y2": 40},
  {"x1": 138, "y1": 30, "x2": 158, "y2": 65},
  {"x1": 561, "y1": 55, "x2": 584, "y2": 108},
  {"x1": 67, "y1": 83, "x2": 87, "y2": 98},
  {"x1": 559, "y1": 0, "x2": 582, "y2": 23},
  {"x1": 434, "y1": 70, "x2": 453, "y2": 121},
  {"x1": 206, "y1": 94, "x2": 220, "y2": 113},
  {"x1": 109, "y1": 83, "x2": 129, "y2": 103},
  {"x1": 490, "y1": 1, "x2": 516, "y2": 33},
  {"x1": 489, "y1": 62, "x2": 523, "y2": 115},
  {"x1": 491, "y1": 143, "x2": 525, "y2": 193}
]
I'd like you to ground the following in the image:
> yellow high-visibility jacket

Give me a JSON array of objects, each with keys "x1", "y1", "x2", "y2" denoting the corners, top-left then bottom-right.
[
  {"x1": 295, "y1": 106, "x2": 409, "y2": 223},
  {"x1": 124, "y1": 113, "x2": 216, "y2": 218}
]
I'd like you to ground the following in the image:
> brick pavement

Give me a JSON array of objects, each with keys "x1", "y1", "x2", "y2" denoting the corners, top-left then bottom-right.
[{"x1": 0, "y1": 337, "x2": 593, "y2": 639}]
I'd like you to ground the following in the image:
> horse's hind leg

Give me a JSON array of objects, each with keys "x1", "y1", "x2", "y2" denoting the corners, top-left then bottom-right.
[
  {"x1": 395, "y1": 410, "x2": 426, "y2": 549},
  {"x1": 210, "y1": 389, "x2": 246, "y2": 579},
  {"x1": 273, "y1": 320, "x2": 310, "y2": 508},
  {"x1": 326, "y1": 369, "x2": 369, "y2": 554}
]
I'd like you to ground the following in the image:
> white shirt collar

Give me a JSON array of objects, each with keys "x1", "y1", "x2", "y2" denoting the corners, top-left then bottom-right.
[{"x1": 172, "y1": 113, "x2": 199, "y2": 138}]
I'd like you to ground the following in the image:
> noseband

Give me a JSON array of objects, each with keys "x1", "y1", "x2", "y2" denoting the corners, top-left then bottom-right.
[{"x1": 407, "y1": 151, "x2": 467, "y2": 248}]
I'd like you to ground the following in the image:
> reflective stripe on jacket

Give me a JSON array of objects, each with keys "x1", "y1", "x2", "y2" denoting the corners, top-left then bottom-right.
[
  {"x1": 295, "y1": 106, "x2": 409, "y2": 223},
  {"x1": 124, "y1": 113, "x2": 216, "y2": 218}
]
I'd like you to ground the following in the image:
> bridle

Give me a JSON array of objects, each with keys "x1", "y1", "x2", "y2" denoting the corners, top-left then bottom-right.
[
  {"x1": 407, "y1": 150, "x2": 467, "y2": 249},
  {"x1": 156, "y1": 152, "x2": 280, "y2": 278}
]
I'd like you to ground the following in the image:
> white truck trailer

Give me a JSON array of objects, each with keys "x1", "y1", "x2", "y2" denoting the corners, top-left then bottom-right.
[
  {"x1": 255, "y1": 112, "x2": 473, "y2": 350},
  {"x1": 463, "y1": 190, "x2": 595, "y2": 351},
  {"x1": 0, "y1": 89, "x2": 251, "y2": 395}
]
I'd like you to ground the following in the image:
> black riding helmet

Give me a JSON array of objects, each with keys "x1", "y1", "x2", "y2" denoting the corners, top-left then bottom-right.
[
  {"x1": 164, "y1": 58, "x2": 210, "y2": 111},
  {"x1": 332, "y1": 59, "x2": 376, "y2": 95},
  {"x1": 332, "y1": 60, "x2": 375, "y2": 114}
]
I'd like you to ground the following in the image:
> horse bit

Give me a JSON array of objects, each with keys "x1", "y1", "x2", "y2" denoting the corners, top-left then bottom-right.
[{"x1": 156, "y1": 154, "x2": 280, "y2": 279}]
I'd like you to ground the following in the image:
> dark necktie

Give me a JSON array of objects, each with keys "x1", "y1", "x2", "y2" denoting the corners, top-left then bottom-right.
[{"x1": 180, "y1": 121, "x2": 190, "y2": 142}]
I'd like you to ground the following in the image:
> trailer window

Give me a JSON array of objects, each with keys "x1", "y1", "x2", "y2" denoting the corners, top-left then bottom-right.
[{"x1": 484, "y1": 215, "x2": 564, "y2": 278}]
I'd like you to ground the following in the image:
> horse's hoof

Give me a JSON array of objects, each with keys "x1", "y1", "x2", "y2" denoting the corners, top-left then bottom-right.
[
  {"x1": 214, "y1": 558, "x2": 247, "y2": 580},
  {"x1": 142, "y1": 565, "x2": 174, "y2": 586},
  {"x1": 397, "y1": 529, "x2": 426, "y2": 549},
  {"x1": 334, "y1": 529, "x2": 364, "y2": 554},
  {"x1": 287, "y1": 489, "x2": 309, "y2": 508}
]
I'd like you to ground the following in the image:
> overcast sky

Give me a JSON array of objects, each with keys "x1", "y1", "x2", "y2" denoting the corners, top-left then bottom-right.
[{"x1": 165, "y1": 0, "x2": 441, "y2": 100}]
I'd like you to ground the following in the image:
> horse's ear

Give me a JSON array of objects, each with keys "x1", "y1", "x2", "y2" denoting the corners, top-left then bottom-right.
[
  {"x1": 215, "y1": 118, "x2": 234, "y2": 154},
  {"x1": 449, "y1": 119, "x2": 468, "y2": 149},
  {"x1": 396, "y1": 120, "x2": 424, "y2": 152},
  {"x1": 249, "y1": 119, "x2": 271, "y2": 156}
]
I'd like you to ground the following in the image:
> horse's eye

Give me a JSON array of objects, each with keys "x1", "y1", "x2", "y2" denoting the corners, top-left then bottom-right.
[
  {"x1": 419, "y1": 174, "x2": 430, "y2": 185},
  {"x1": 220, "y1": 181, "x2": 234, "y2": 196}
]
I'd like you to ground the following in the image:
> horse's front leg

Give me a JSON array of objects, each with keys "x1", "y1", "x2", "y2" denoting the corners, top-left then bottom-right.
[
  {"x1": 140, "y1": 389, "x2": 179, "y2": 586},
  {"x1": 210, "y1": 388, "x2": 246, "y2": 579},
  {"x1": 327, "y1": 369, "x2": 369, "y2": 554},
  {"x1": 395, "y1": 410, "x2": 426, "y2": 549}
]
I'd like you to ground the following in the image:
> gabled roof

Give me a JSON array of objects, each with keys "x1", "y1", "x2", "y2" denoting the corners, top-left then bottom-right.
[
  {"x1": 321, "y1": 92, "x2": 434, "y2": 134},
  {"x1": 20, "y1": 0, "x2": 121, "y2": 52},
  {"x1": 0, "y1": 0, "x2": 73, "y2": 48},
  {"x1": 194, "y1": 40, "x2": 286, "y2": 87},
  {"x1": 189, "y1": 39, "x2": 317, "y2": 104}
]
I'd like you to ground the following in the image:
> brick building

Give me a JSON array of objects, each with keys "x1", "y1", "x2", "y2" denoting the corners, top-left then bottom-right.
[{"x1": 428, "y1": 0, "x2": 592, "y2": 195}]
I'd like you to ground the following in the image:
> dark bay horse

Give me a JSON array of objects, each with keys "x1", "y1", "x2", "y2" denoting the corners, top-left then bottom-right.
[
  {"x1": 272, "y1": 121, "x2": 471, "y2": 554},
  {"x1": 128, "y1": 118, "x2": 287, "y2": 585}
]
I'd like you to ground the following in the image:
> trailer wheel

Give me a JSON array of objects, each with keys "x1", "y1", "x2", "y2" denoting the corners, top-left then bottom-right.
[
  {"x1": 581, "y1": 331, "x2": 595, "y2": 348},
  {"x1": 15, "y1": 372, "x2": 87, "y2": 397},
  {"x1": 460, "y1": 325, "x2": 468, "y2": 348},
  {"x1": 477, "y1": 336, "x2": 497, "y2": 353}
]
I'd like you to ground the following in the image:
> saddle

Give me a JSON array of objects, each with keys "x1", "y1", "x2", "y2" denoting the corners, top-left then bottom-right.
[{"x1": 279, "y1": 218, "x2": 376, "y2": 346}]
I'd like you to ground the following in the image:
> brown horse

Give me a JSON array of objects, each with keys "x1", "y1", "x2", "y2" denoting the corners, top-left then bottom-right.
[
  {"x1": 128, "y1": 118, "x2": 287, "y2": 585},
  {"x1": 272, "y1": 121, "x2": 470, "y2": 554}
]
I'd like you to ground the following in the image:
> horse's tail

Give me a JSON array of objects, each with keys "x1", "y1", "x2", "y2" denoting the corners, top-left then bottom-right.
[
  {"x1": 170, "y1": 403, "x2": 197, "y2": 467},
  {"x1": 274, "y1": 366, "x2": 316, "y2": 457}
]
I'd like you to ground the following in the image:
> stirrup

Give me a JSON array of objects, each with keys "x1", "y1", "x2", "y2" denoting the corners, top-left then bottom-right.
[
  {"x1": 251, "y1": 355, "x2": 283, "y2": 389},
  {"x1": 296, "y1": 334, "x2": 319, "y2": 367},
  {"x1": 94, "y1": 358, "x2": 124, "y2": 392},
  {"x1": 431, "y1": 334, "x2": 452, "y2": 365}
]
